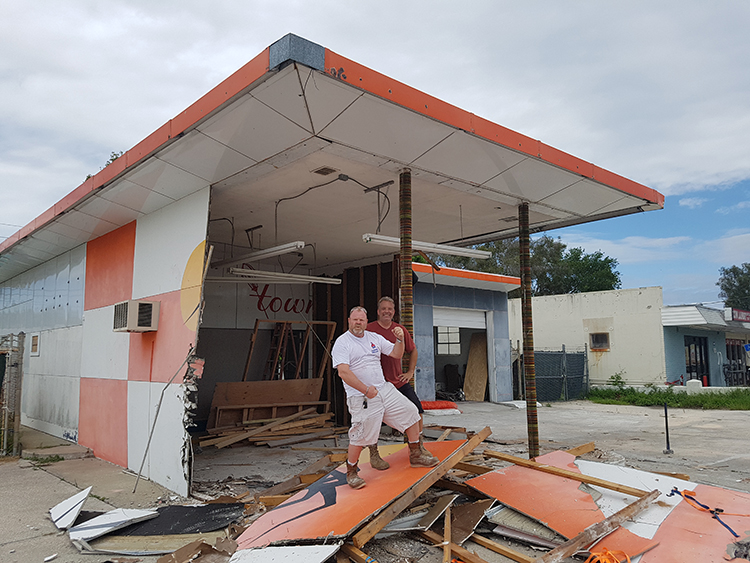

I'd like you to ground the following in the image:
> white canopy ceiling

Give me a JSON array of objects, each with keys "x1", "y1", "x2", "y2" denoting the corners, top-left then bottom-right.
[{"x1": 0, "y1": 34, "x2": 663, "y2": 282}]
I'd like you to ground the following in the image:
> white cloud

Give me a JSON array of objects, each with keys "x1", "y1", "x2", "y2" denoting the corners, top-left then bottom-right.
[
  {"x1": 679, "y1": 197, "x2": 708, "y2": 208},
  {"x1": 716, "y1": 201, "x2": 750, "y2": 214},
  {"x1": 558, "y1": 233, "x2": 692, "y2": 264},
  {"x1": 694, "y1": 232, "x2": 750, "y2": 265}
]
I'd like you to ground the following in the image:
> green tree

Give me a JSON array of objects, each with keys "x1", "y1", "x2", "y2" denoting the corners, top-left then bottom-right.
[
  {"x1": 438, "y1": 235, "x2": 621, "y2": 297},
  {"x1": 717, "y1": 263, "x2": 750, "y2": 309}
]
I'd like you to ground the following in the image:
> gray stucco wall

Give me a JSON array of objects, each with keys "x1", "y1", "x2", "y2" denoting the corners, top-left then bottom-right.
[{"x1": 413, "y1": 282, "x2": 512, "y2": 402}]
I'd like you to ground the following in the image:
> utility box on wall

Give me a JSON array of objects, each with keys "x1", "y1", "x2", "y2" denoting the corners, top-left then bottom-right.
[{"x1": 113, "y1": 300, "x2": 160, "y2": 332}]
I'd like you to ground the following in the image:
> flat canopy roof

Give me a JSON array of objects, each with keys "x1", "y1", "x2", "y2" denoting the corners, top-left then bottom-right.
[{"x1": 0, "y1": 34, "x2": 664, "y2": 283}]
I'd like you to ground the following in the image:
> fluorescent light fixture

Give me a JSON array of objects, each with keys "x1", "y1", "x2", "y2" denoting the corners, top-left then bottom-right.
[
  {"x1": 212, "y1": 241, "x2": 305, "y2": 268},
  {"x1": 228, "y1": 268, "x2": 341, "y2": 285},
  {"x1": 362, "y1": 233, "x2": 490, "y2": 260}
]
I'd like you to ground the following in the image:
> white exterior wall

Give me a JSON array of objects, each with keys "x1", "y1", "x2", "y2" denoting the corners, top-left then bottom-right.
[
  {"x1": 0, "y1": 245, "x2": 86, "y2": 441},
  {"x1": 508, "y1": 287, "x2": 666, "y2": 386},
  {"x1": 126, "y1": 186, "x2": 210, "y2": 497}
]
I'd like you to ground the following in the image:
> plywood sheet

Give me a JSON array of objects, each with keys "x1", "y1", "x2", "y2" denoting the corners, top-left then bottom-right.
[
  {"x1": 639, "y1": 484, "x2": 750, "y2": 563},
  {"x1": 236, "y1": 441, "x2": 465, "y2": 549},
  {"x1": 462, "y1": 333, "x2": 487, "y2": 401},
  {"x1": 467, "y1": 451, "x2": 657, "y2": 557},
  {"x1": 210, "y1": 379, "x2": 323, "y2": 409}
]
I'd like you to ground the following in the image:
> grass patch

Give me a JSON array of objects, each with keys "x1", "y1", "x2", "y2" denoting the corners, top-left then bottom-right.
[
  {"x1": 587, "y1": 386, "x2": 750, "y2": 410},
  {"x1": 28, "y1": 454, "x2": 65, "y2": 466}
]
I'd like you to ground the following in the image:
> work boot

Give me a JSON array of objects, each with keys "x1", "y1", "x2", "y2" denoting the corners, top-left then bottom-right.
[
  {"x1": 418, "y1": 434, "x2": 431, "y2": 457},
  {"x1": 346, "y1": 462, "x2": 366, "y2": 489},
  {"x1": 368, "y1": 444, "x2": 390, "y2": 470},
  {"x1": 409, "y1": 442, "x2": 439, "y2": 468}
]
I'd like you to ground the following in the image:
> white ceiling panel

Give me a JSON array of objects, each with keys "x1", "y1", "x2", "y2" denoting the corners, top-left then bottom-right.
[
  {"x1": 484, "y1": 157, "x2": 582, "y2": 202},
  {"x1": 98, "y1": 179, "x2": 176, "y2": 214},
  {"x1": 56, "y1": 210, "x2": 120, "y2": 239},
  {"x1": 413, "y1": 130, "x2": 526, "y2": 186},
  {"x1": 198, "y1": 95, "x2": 313, "y2": 164},
  {"x1": 539, "y1": 180, "x2": 622, "y2": 217},
  {"x1": 126, "y1": 158, "x2": 209, "y2": 200},
  {"x1": 29, "y1": 228, "x2": 81, "y2": 250},
  {"x1": 302, "y1": 70, "x2": 366, "y2": 134},
  {"x1": 75, "y1": 196, "x2": 143, "y2": 226},
  {"x1": 44, "y1": 220, "x2": 92, "y2": 244},
  {"x1": 590, "y1": 193, "x2": 648, "y2": 216},
  {"x1": 320, "y1": 143, "x2": 391, "y2": 168},
  {"x1": 155, "y1": 131, "x2": 256, "y2": 184},
  {"x1": 318, "y1": 93, "x2": 454, "y2": 165},
  {"x1": 248, "y1": 65, "x2": 313, "y2": 133}
]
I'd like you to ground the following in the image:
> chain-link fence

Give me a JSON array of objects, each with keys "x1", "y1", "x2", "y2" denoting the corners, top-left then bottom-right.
[
  {"x1": 530, "y1": 345, "x2": 588, "y2": 402},
  {"x1": 1, "y1": 333, "x2": 25, "y2": 456}
]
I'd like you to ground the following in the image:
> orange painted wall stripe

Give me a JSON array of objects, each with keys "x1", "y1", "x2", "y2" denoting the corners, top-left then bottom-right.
[
  {"x1": 84, "y1": 221, "x2": 136, "y2": 311},
  {"x1": 128, "y1": 289, "x2": 196, "y2": 383},
  {"x1": 78, "y1": 378, "x2": 128, "y2": 468},
  {"x1": 412, "y1": 262, "x2": 521, "y2": 286},
  {"x1": 324, "y1": 49, "x2": 664, "y2": 209}
]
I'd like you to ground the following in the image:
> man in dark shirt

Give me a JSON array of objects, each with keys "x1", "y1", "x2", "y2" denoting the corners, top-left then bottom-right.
[{"x1": 367, "y1": 297, "x2": 427, "y2": 447}]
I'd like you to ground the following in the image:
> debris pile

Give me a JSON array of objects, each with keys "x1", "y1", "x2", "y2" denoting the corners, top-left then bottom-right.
[{"x1": 48, "y1": 426, "x2": 750, "y2": 563}]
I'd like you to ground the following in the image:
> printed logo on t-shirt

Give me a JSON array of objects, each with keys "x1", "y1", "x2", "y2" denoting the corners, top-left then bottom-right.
[{"x1": 371, "y1": 342, "x2": 379, "y2": 354}]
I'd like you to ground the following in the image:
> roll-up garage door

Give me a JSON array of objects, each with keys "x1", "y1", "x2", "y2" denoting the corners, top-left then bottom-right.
[{"x1": 432, "y1": 307, "x2": 486, "y2": 329}]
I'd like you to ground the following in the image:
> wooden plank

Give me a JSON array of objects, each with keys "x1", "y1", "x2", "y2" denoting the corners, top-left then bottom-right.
[
  {"x1": 271, "y1": 413, "x2": 332, "y2": 432},
  {"x1": 352, "y1": 426, "x2": 492, "y2": 548},
  {"x1": 417, "y1": 530, "x2": 490, "y2": 563},
  {"x1": 442, "y1": 506, "x2": 451, "y2": 563},
  {"x1": 566, "y1": 442, "x2": 595, "y2": 457},
  {"x1": 434, "y1": 478, "x2": 486, "y2": 498},
  {"x1": 341, "y1": 543, "x2": 380, "y2": 563},
  {"x1": 535, "y1": 489, "x2": 660, "y2": 563},
  {"x1": 436, "y1": 428, "x2": 452, "y2": 442},
  {"x1": 470, "y1": 533, "x2": 535, "y2": 563},
  {"x1": 259, "y1": 494, "x2": 293, "y2": 507},
  {"x1": 483, "y1": 450, "x2": 649, "y2": 498},
  {"x1": 454, "y1": 461, "x2": 493, "y2": 475},
  {"x1": 463, "y1": 333, "x2": 488, "y2": 401},
  {"x1": 263, "y1": 429, "x2": 337, "y2": 447},
  {"x1": 214, "y1": 407, "x2": 317, "y2": 448}
]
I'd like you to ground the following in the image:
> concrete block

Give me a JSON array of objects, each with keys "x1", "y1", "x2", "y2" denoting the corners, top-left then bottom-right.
[{"x1": 685, "y1": 379, "x2": 703, "y2": 395}]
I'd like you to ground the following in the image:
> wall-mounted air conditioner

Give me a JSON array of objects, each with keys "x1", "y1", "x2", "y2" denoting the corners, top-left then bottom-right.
[{"x1": 113, "y1": 300, "x2": 160, "y2": 332}]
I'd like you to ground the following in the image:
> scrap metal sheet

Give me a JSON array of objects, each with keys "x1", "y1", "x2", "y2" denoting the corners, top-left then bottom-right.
[{"x1": 237, "y1": 441, "x2": 464, "y2": 549}]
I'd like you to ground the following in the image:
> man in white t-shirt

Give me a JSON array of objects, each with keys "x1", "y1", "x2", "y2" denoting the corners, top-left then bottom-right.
[{"x1": 332, "y1": 306, "x2": 438, "y2": 489}]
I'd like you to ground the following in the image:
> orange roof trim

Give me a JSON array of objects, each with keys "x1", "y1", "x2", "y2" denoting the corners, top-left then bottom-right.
[{"x1": 412, "y1": 262, "x2": 521, "y2": 286}]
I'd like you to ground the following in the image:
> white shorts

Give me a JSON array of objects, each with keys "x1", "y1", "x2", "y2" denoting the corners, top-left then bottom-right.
[{"x1": 346, "y1": 382, "x2": 421, "y2": 447}]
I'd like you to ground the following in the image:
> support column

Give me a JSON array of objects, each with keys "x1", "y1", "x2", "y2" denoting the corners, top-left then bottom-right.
[
  {"x1": 519, "y1": 202, "x2": 539, "y2": 458},
  {"x1": 399, "y1": 169, "x2": 414, "y2": 379}
]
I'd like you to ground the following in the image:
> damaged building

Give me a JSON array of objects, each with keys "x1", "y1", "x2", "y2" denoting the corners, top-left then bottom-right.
[{"x1": 0, "y1": 34, "x2": 664, "y2": 495}]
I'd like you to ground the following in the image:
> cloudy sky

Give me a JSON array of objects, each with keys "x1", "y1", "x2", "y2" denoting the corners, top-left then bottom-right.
[{"x1": 2, "y1": 1, "x2": 749, "y2": 305}]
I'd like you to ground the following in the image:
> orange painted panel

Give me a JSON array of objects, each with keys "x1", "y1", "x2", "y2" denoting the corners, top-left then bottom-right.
[
  {"x1": 237, "y1": 441, "x2": 463, "y2": 549},
  {"x1": 128, "y1": 289, "x2": 196, "y2": 382},
  {"x1": 84, "y1": 222, "x2": 136, "y2": 311},
  {"x1": 639, "y1": 484, "x2": 750, "y2": 563},
  {"x1": 78, "y1": 378, "x2": 128, "y2": 468},
  {"x1": 468, "y1": 451, "x2": 657, "y2": 557}
]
